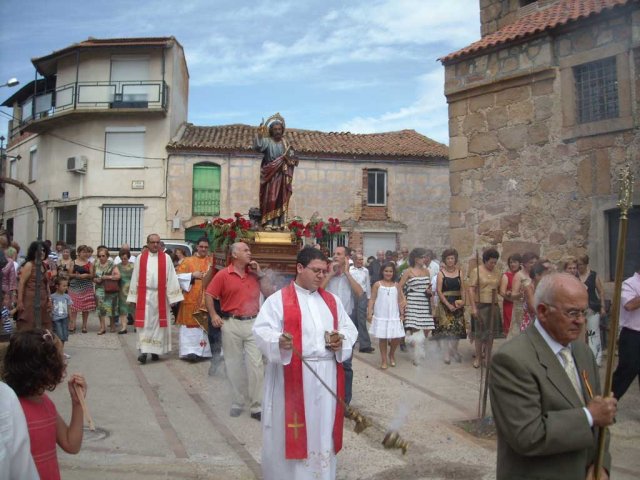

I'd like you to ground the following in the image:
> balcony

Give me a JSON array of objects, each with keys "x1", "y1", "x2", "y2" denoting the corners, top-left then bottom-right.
[{"x1": 11, "y1": 79, "x2": 168, "y2": 136}]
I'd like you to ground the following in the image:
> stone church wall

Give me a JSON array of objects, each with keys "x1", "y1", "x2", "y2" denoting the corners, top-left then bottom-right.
[{"x1": 445, "y1": 9, "x2": 640, "y2": 277}]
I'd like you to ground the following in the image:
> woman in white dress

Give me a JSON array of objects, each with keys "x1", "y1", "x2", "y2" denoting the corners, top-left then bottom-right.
[{"x1": 368, "y1": 262, "x2": 406, "y2": 369}]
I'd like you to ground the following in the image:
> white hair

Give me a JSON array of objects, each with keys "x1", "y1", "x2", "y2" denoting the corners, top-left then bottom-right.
[
  {"x1": 230, "y1": 242, "x2": 247, "y2": 256},
  {"x1": 534, "y1": 272, "x2": 582, "y2": 310}
]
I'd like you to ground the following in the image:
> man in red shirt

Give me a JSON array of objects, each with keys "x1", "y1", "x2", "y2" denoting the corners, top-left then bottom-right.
[{"x1": 205, "y1": 241, "x2": 273, "y2": 420}]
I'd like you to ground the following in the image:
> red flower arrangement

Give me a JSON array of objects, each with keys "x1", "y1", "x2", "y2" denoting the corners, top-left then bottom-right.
[
  {"x1": 287, "y1": 215, "x2": 341, "y2": 241},
  {"x1": 203, "y1": 212, "x2": 254, "y2": 250}
]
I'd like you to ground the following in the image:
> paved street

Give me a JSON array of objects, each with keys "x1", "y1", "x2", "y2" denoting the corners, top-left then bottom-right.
[{"x1": 51, "y1": 316, "x2": 640, "y2": 480}]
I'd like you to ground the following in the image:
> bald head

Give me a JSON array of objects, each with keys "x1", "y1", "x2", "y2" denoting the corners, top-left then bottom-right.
[
  {"x1": 534, "y1": 272, "x2": 586, "y2": 310},
  {"x1": 535, "y1": 273, "x2": 589, "y2": 345}
]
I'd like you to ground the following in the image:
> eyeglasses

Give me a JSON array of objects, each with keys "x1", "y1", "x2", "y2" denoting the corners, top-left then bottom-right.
[
  {"x1": 304, "y1": 266, "x2": 327, "y2": 276},
  {"x1": 546, "y1": 304, "x2": 588, "y2": 320}
]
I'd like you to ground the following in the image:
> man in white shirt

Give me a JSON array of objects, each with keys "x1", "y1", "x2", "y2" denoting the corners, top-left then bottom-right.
[
  {"x1": 350, "y1": 253, "x2": 373, "y2": 353},
  {"x1": 612, "y1": 264, "x2": 640, "y2": 401},
  {"x1": 113, "y1": 243, "x2": 137, "y2": 265},
  {"x1": 323, "y1": 246, "x2": 362, "y2": 406}
]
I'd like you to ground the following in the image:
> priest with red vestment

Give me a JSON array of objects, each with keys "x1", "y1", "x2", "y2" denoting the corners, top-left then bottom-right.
[
  {"x1": 253, "y1": 246, "x2": 357, "y2": 480},
  {"x1": 127, "y1": 233, "x2": 183, "y2": 364}
]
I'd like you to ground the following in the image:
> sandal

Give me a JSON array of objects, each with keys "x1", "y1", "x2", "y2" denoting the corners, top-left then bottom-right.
[
  {"x1": 97, "y1": 330, "x2": 106, "y2": 335},
  {"x1": 68, "y1": 328, "x2": 76, "y2": 334},
  {"x1": 473, "y1": 360, "x2": 480, "y2": 369},
  {"x1": 380, "y1": 363, "x2": 388, "y2": 370},
  {"x1": 82, "y1": 328, "x2": 88, "y2": 334}
]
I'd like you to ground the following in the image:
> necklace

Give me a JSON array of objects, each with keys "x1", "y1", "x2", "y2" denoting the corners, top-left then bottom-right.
[{"x1": 381, "y1": 281, "x2": 394, "y2": 294}]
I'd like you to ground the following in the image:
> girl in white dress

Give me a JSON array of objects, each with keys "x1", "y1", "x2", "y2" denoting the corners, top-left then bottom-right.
[{"x1": 367, "y1": 262, "x2": 406, "y2": 369}]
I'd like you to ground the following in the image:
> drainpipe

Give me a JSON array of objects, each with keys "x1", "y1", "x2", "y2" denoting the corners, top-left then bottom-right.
[{"x1": 73, "y1": 50, "x2": 80, "y2": 109}]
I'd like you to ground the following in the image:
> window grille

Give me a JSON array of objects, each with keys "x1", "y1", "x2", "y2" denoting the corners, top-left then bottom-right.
[
  {"x1": 574, "y1": 57, "x2": 619, "y2": 124},
  {"x1": 102, "y1": 204, "x2": 144, "y2": 250},
  {"x1": 317, "y1": 233, "x2": 348, "y2": 257}
]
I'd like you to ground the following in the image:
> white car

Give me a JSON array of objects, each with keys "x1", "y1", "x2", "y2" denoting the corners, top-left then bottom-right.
[{"x1": 161, "y1": 240, "x2": 193, "y2": 257}]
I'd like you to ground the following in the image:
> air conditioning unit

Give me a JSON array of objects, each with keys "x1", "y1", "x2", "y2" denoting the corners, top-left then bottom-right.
[{"x1": 67, "y1": 156, "x2": 87, "y2": 174}]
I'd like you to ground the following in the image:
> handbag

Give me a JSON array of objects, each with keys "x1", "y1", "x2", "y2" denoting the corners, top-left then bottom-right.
[
  {"x1": 102, "y1": 263, "x2": 119, "y2": 293},
  {"x1": 103, "y1": 278, "x2": 120, "y2": 293}
]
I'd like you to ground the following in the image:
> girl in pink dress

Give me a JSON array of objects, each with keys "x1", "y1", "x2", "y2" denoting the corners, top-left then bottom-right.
[{"x1": 2, "y1": 329, "x2": 87, "y2": 480}]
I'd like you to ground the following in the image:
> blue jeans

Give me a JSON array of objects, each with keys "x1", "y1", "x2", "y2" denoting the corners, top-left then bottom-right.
[{"x1": 53, "y1": 316, "x2": 69, "y2": 342}]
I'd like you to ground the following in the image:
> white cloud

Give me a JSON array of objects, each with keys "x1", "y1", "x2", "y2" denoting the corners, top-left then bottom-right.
[
  {"x1": 339, "y1": 68, "x2": 450, "y2": 144},
  {"x1": 185, "y1": 0, "x2": 479, "y2": 87}
]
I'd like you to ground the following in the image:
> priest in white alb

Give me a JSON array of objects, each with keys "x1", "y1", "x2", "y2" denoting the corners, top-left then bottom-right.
[
  {"x1": 127, "y1": 233, "x2": 183, "y2": 364},
  {"x1": 253, "y1": 246, "x2": 358, "y2": 480}
]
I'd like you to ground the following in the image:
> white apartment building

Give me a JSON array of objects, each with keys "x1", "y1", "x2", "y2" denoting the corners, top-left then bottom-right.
[{"x1": 1, "y1": 37, "x2": 188, "y2": 250}]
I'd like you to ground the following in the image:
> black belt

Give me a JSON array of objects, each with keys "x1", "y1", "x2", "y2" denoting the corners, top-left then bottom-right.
[{"x1": 222, "y1": 315, "x2": 257, "y2": 321}]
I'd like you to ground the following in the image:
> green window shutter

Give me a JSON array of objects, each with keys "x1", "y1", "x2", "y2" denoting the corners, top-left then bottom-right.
[{"x1": 193, "y1": 164, "x2": 221, "y2": 216}]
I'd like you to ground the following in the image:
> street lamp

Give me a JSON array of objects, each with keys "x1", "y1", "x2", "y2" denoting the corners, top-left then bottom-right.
[{"x1": 1, "y1": 78, "x2": 19, "y2": 88}]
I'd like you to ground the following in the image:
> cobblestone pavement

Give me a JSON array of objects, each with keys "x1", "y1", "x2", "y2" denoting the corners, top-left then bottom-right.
[{"x1": 51, "y1": 316, "x2": 640, "y2": 479}]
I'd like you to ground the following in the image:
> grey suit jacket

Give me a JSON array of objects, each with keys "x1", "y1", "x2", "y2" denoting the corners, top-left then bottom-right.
[{"x1": 490, "y1": 325, "x2": 610, "y2": 480}]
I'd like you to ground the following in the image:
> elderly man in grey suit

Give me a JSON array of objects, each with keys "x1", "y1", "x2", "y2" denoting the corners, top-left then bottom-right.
[{"x1": 490, "y1": 273, "x2": 617, "y2": 480}]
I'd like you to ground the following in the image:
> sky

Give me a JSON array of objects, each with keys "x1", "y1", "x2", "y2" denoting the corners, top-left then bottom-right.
[{"x1": 0, "y1": 0, "x2": 481, "y2": 145}]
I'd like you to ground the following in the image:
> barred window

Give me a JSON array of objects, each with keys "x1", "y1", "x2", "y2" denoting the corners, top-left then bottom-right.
[
  {"x1": 316, "y1": 233, "x2": 348, "y2": 257},
  {"x1": 574, "y1": 57, "x2": 619, "y2": 124},
  {"x1": 102, "y1": 204, "x2": 144, "y2": 250}
]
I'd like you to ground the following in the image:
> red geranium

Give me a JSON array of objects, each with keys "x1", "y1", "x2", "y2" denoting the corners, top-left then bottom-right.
[
  {"x1": 206, "y1": 213, "x2": 255, "y2": 250},
  {"x1": 288, "y1": 215, "x2": 342, "y2": 243}
]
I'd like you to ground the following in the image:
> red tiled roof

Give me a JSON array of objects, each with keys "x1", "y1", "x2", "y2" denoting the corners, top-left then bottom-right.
[
  {"x1": 167, "y1": 124, "x2": 448, "y2": 159},
  {"x1": 440, "y1": 0, "x2": 634, "y2": 64}
]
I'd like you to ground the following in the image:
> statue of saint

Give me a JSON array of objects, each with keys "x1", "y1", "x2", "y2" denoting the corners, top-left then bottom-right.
[{"x1": 254, "y1": 113, "x2": 298, "y2": 228}]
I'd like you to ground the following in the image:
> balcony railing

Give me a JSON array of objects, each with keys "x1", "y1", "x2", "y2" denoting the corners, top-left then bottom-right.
[{"x1": 17, "y1": 79, "x2": 168, "y2": 126}]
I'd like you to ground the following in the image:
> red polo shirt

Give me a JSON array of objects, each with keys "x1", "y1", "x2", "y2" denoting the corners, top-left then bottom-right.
[{"x1": 205, "y1": 265, "x2": 261, "y2": 316}]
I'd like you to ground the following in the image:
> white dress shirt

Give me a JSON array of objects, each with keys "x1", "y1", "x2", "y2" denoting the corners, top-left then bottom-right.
[{"x1": 349, "y1": 266, "x2": 371, "y2": 299}]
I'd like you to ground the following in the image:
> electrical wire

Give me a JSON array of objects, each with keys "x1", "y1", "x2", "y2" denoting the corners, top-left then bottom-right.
[{"x1": 0, "y1": 109, "x2": 166, "y2": 161}]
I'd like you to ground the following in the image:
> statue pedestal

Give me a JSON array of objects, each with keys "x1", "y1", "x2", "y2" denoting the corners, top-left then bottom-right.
[{"x1": 214, "y1": 231, "x2": 300, "y2": 288}]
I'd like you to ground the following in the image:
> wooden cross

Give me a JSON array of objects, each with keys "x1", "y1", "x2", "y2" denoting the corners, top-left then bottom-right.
[{"x1": 287, "y1": 412, "x2": 305, "y2": 440}]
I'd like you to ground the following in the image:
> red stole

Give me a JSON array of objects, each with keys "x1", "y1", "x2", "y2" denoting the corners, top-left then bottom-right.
[
  {"x1": 281, "y1": 282, "x2": 345, "y2": 459},
  {"x1": 135, "y1": 249, "x2": 168, "y2": 328}
]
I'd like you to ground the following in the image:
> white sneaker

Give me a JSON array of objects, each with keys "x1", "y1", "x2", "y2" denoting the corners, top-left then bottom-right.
[{"x1": 63, "y1": 353, "x2": 71, "y2": 359}]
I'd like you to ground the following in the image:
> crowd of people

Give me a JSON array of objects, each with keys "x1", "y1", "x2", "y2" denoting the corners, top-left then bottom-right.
[{"x1": 1, "y1": 230, "x2": 639, "y2": 480}]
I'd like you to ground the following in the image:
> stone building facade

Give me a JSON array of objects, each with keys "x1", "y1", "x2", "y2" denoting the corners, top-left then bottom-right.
[
  {"x1": 166, "y1": 124, "x2": 450, "y2": 257},
  {"x1": 441, "y1": 0, "x2": 640, "y2": 282}
]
